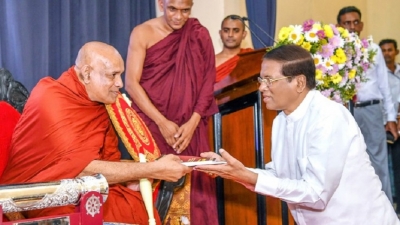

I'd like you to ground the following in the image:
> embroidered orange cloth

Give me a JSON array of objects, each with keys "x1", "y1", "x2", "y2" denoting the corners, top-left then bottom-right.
[
  {"x1": 216, "y1": 48, "x2": 254, "y2": 83},
  {"x1": 0, "y1": 67, "x2": 161, "y2": 224}
]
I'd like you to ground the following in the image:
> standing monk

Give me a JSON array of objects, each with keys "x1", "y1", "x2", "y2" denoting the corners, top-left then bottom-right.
[{"x1": 125, "y1": 0, "x2": 219, "y2": 224}]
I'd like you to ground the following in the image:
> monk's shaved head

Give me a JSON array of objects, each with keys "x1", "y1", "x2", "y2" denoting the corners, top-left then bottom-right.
[
  {"x1": 74, "y1": 41, "x2": 124, "y2": 104},
  {"x1": 75, "y1": 41, "x2": 123, "y2": 70}
]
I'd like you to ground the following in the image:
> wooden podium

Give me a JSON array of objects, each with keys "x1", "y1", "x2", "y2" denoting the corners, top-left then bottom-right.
[{"x1": 210, "y1": 49, "x2": 294, "y2": 225}]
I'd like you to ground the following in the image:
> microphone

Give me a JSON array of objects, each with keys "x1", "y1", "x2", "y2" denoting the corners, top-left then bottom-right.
[{"x1": 242, "y1": 16, "x2": 276, "y2": 47}]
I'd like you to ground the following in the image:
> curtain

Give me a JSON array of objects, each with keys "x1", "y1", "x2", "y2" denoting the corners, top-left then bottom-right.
[
  {"x1": 245, "y1": 0, "x2": 277, "y2": 49},
  {"x1": 0, "y1": 0, "x2": 156, "y2": 91}
]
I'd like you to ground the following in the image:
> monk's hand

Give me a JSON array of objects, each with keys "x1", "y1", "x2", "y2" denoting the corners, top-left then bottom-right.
[
  {"x1": 195, "y1": 149, "x2": 258, "y2": 189},
  {"x1": 153, "y1": 154, "x2": 192, "y2": 182},
  {"x1": 158, "y1": 119, "x2": 179, "y2": 147},
  {"x1": 173, "y1": 113, "x2": 201, "y2": 154}
]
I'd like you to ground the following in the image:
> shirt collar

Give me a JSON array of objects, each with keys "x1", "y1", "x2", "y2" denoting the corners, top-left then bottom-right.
[
  {"x1": 395, "y1": 64, "x2": 400, "y2": 75},
  {"x1": 284, "y1": 90, "x2": 316, "y2": 122},
  {"x1": 387, "y1": 64, "x2": 400, "y2": 75}
]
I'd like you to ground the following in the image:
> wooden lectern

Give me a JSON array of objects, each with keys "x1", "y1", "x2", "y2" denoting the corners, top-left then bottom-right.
[{"x1": 211, "y1": 49, "x2": 294, "y2": 225}]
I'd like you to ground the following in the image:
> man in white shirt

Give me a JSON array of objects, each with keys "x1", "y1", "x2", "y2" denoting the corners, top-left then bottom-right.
[
  {"x1": 336, "y1": 6, "x2": 398, "y2": 203},
  {"x1": 380, "y1": 38, "x2": 400, "y2": 212},
  {"x1": 196, "y1": 44, "x2": 399, "y2": 224}
]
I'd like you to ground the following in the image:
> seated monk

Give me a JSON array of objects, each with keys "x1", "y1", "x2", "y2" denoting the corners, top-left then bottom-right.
[
  {"x1": 215, "y1": 14, "x2": 253, "y2": 83},
  {"x1": 0, "y1": 41, "x2": 192, "y2": 225}
]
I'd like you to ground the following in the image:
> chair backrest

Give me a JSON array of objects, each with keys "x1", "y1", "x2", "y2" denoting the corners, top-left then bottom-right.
[
  {"x1": 0, "y1": 68, "x2": 29, "y2": 113},
  {"x1": 0, "y1": 68, "x2": 29, "y2": 177},
  {"x1": 0, "y1": 101, "x2": 20, "y2": 177}
]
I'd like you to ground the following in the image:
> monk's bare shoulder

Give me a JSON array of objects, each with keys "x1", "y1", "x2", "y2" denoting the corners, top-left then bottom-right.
[{"x1": 130, "y1": 17, "x2": 168, "y2": 49}]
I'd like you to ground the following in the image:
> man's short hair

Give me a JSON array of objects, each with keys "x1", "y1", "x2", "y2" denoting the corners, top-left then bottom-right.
[
  {"x1": 337, "y1": 6, "x2": 362, "y2": 24},
  {"x1": 221, "y1": 14, "x2": 246, "y2": 30},
  {"x1": 264, "y1": 45, "x2": 316, "y2": 89},
  {"x1": 379, "y1": 39, "x2": 398, "y2": 49}
]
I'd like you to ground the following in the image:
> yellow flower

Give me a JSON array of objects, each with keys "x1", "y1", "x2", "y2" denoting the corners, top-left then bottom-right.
[
  {"x1": 296, "y1": 34, "x2": 304, "y2": 45},
  {"x1": 315, "y1": 69, "x2": 323, "y2": 80},
  {"x1": 330, "y1": 55, "x2": 338, "y2": 63},
  {"x1": 312, "y1": 23, "x2": 322, "y2": 30},
  {"x1": 337, "y1": 27, "x2": 344, "y2": 33},
  {"x1": 334, "y1": 48, "x2": 347, "y2": 63},
  {"x1": 323, "y1": 25, "x2": 334, "y2": 38},
  {"x1": 302, "y1": 41, "x2": 312, "y2": 51},
  {"x1": 341, "y1": 29, "x2": 349, "y2": 38},
  {"x1": 348, "y1": 69, "x2": 356, "y2": 79},
  {"x1": 331, "y1": 73, "x2": 342, "y2": 84},
  {"x1": 278, "y1": 27, "x2": 293, "y2": 41}
]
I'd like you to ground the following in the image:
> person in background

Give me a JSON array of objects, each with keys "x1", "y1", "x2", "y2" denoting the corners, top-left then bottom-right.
[
  {"x1": 337, "y1": 6, "x2": 397, "y2": 203},
  {"x1": 215, "y1": 14, "x2": 252, "y2": 83},
  {"x1": 379, "y1": 38, "x2": 400, "y2": 212}
]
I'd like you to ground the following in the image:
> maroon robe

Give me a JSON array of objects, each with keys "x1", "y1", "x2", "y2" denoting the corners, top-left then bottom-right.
[{"x1": 131, "y1": 18, "x2": 219, "y2": 225}]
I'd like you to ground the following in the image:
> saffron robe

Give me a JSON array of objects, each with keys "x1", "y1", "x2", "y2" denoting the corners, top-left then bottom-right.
[
  {"x1": 0, "y1": 101, "x2": 20, "y2": 177},
  {"x1": 0, "y1": 67, "x2": 161, "y2": 225},
  {"x1": 215, "y1": 48, "x2": 254, "y2": 83},
  {"x1": 131, "y1": 18, "x2": 219, "y2": 225}
]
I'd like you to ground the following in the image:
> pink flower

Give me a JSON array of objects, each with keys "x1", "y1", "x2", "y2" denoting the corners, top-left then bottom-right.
[
  {"x1": 329, "y1": 64, "x2": 339, "y2": 75},
  {"x1": 361, "y1": 39, "x2": 369, "y2": 48},
  {"x1": 321, "y1": 89, "x2": 332, "y2": 98},
  {"x1": 330, "y1": 24, "x2": 339, "y2": 35},
  {"x1": 329, "y1": 36, "x2": 342, "y2": 48},
  {"x1": 320, "y1": 44, "x2": 334, "y2": 58},
  {"x1": 303, "y1": 19, "x2": 314, "y2": 31},
  {"x1": 316, "y1": 30, "x2": 325, "y2": 39}
]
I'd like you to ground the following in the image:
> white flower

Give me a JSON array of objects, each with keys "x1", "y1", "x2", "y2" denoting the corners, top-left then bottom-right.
[
  {"x1": 305, "y1": 28, "x2": 319, "y2": 42},
  {"x1": 313, "y1": 54, "x2": 323, "y2": 66},
  {"x1": 288, "y1": 25, "x2": 303, "y2": 43},
  {"x1": 322, "y1": 58, "x2": 335, "y2": 71}
]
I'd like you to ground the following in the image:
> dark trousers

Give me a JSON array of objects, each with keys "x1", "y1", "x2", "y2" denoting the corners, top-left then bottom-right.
[{"x1": 389, "y1": 139, "x2": 400, "y2": 212}]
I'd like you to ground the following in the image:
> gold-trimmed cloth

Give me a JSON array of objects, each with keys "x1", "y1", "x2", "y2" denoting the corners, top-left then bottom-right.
[{"x1": 106, "y1": 93, "x2": 161, "y2": 162}]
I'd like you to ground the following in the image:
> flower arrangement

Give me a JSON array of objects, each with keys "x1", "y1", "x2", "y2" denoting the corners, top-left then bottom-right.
[{"x1": 274, "y1": 19, "x2": 376, "y2": 104}]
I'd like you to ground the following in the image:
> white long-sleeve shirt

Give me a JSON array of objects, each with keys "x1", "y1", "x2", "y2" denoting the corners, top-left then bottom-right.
[
  {"x1": 356, "y1": 43, "x2": 396, "y2": 121},
  {"x1": 387, "y1": 64, "x2": 400, "y2": 114},
  {"x1": 250, "y1": 90, "x2": 399, "y2": 225}
]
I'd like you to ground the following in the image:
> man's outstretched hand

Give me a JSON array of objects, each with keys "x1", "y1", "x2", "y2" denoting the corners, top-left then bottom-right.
[{"x1": 194, "y1": 149, "x2": 258, "y2": 189}]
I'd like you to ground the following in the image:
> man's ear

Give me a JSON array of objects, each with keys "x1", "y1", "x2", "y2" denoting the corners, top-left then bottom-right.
[
  {"x1": 242, "y1": 30, "x2": 247, "y2": 40},
  {"x1": 157, "y1": 0, "x2": 164, "y2": 12},
  {"x1": 81, "y1": 65, "x2": 91, "y2": 84},
  {"x1": 396, "y1": 49, "x2": 399, "y2": 56},
  {"x1": 296, "y1": 75, "x2": 306, "y2": 93}
]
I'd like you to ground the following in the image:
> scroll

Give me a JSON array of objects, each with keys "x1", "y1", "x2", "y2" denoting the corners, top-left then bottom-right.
[
  {"x1": 0, "y1": 173, "x2": 108, "y2": 213},
  {"x1": 139, "y1": 153, "x2": 156, "y2": 225}
]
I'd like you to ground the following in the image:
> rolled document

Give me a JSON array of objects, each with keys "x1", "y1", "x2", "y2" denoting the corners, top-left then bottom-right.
[
  {"x1": 139, "y1": 153, "x2": 156, "y2": 225},
  {"x1": 0, "y1": 173, "x2": 108, "y2": 213}
]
